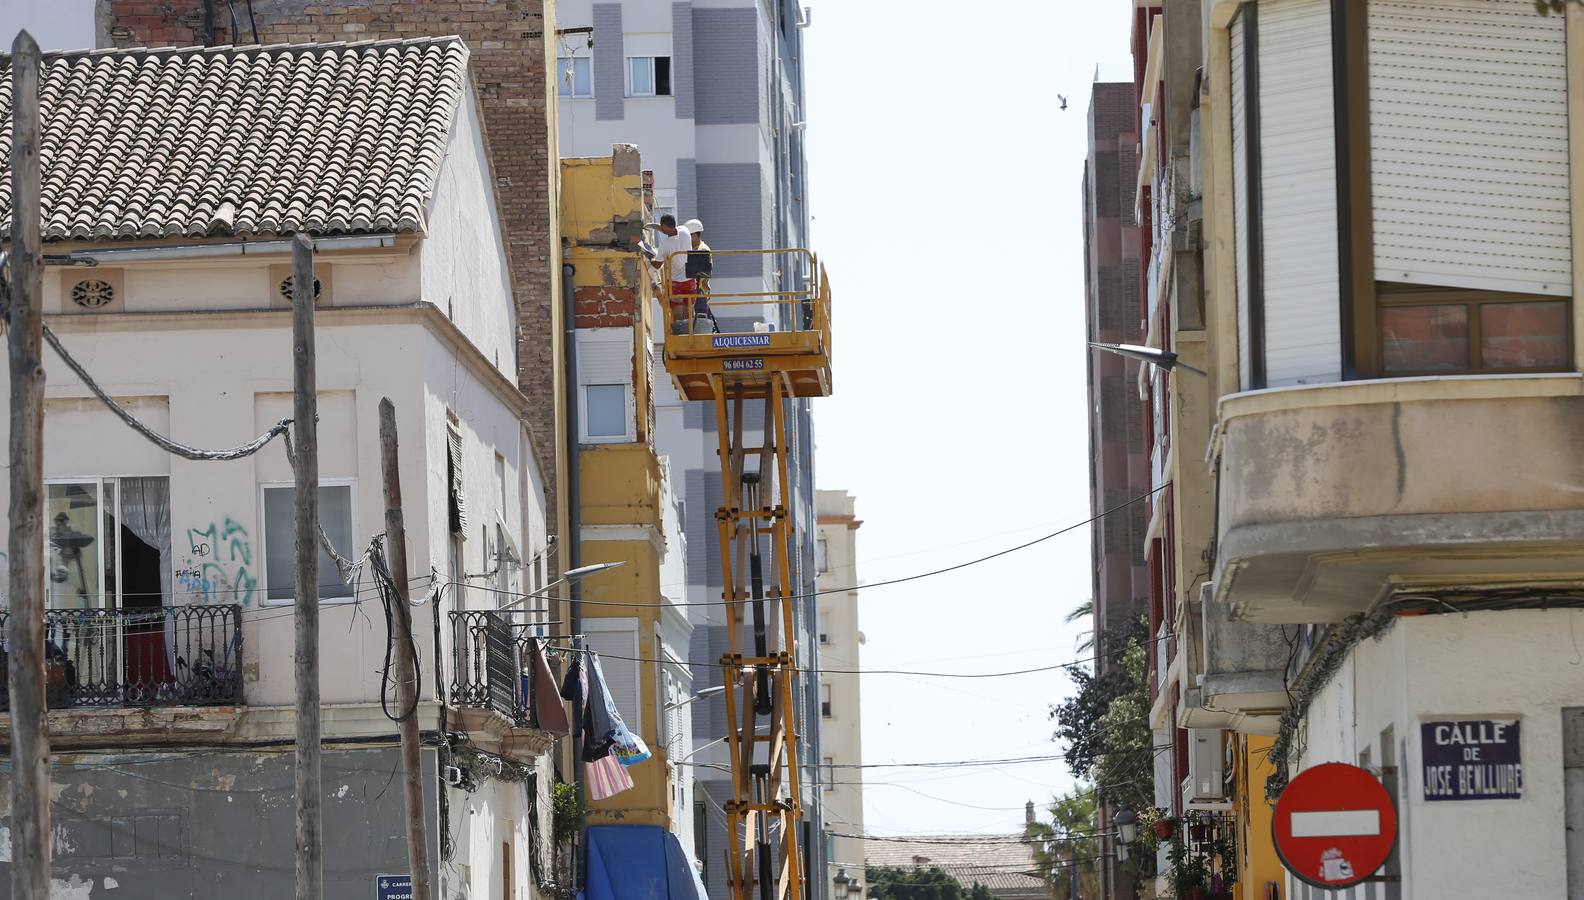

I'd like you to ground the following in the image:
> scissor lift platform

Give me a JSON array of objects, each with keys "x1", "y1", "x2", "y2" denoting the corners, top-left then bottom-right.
[{"x1": 660, "y1": 250, "x2": 832, "y2": 401}]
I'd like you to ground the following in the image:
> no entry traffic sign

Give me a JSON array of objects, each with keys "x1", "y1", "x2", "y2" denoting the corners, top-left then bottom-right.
[{"x1": 1272, "y1": 762, "x2": 1397, "y2": 889}]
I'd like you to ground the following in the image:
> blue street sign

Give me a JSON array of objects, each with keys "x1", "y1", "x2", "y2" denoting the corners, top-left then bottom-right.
[{"x1": 376, "y1": 874, "x2": 413, "y2": 900}]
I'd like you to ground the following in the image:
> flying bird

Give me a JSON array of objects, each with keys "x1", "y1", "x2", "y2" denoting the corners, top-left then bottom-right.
[{"x1": 1058, "y1": 94, "x2": 1068, "y2": 111}]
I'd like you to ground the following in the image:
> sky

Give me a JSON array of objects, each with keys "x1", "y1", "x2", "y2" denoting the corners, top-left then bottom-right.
[{"x1": 802, "y1": 3, "x2": 1136, "y2": 836}]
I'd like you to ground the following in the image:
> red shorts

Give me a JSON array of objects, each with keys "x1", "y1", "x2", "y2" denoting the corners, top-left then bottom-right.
[{"x1": 670, "y1": 280, "x2": 698, "y2": 307}]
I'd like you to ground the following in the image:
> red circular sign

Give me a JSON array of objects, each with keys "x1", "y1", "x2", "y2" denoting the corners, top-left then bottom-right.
[{"x1": 1272, "y1": 762, "x2": 1397, "y2": 889}]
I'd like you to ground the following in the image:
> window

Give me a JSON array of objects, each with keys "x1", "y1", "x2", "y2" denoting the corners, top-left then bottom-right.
[
  {"x1": 820, "y1": 683, "x2": 832, "y2": 718},
  {"x1": 558, "y1": 56, "x2": 593, "y2": 98},
  {"x1": 45, "y1": 477, "x2": 170, "y2": 610},
  {"x1": 577, "y1": 328, "x2": 636, "y2": 443},
  {"x1": 494, "y1": 453, "x2": 507, "y2": 517},
  {"x1": 818, "y1": 611, "x2": 830, "y2": 645},
  {"x1": 1377, "y1": 287, "x2": 1570, "y2": 375},
  {"x1": 1332, "y1": 0, "x2": 1574, "y2": 379},
  {"x1": 823, "y1": 757, "x2": 834, "y2": 792},
  {"x1": 585, "y1": 385, "x2": 627, "y2": 437},
  {"x1": 627, "y1": 56, "x2": 672, "y2": 97},
  {"x1": 653, "y1": 189, "x2": 678, "y2": 227},
  {"x1": 815, "y1": 538, "x2": 829, "y2": 574},
  {"x1": 262, "y1": 483, "x2": 355, "y2": 604}
]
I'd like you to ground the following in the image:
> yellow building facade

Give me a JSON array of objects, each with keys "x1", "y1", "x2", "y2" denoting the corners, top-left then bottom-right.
[{"x1": 560, "y1": 146, "x2": 694, "y2": 834}]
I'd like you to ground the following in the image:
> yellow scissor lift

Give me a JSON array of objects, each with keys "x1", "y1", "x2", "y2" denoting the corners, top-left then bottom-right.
[{"x1": 661, "y1": 249, "x2": 832, "y2": 900}]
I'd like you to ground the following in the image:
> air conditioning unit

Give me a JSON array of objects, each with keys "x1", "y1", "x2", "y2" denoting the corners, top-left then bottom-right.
[{"x1": 1183, "y1": 728, "x2": 1230, "y2": 808}]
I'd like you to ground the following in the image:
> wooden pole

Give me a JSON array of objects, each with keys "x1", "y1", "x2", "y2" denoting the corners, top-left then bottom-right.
[
  {"x1": 6, "y1": 30, "x2": 49, "y2": 900},
  {"x1": 378, "y1": 398, "x2": 434, "y2": 900},
  {"x1": 291, "y1": 234, "x2": 322, "y2": 900}
]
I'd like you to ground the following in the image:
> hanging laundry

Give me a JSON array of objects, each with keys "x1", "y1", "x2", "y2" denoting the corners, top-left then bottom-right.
[
  {"x1": 589, "y1": 654, "x2": 651, "y2": 766},
  {"x1": 559, "y1": 648, "x2": 651, "y2": 766},
  {"x1": 586, "y1": 753, "x2": 634, "y2": 801},
  {"x1": 525, "y1": 638, "x2": 569, "y2": 734}
]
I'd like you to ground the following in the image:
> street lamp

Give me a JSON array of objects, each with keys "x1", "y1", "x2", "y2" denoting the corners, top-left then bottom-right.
[
  {"x1": 1113, "y1": 809, "x2": 1139, "y2": 863},
  {"x1": 832, "y1": 869, "x2": 852, "y2": 900},
  {"x1": 1113, "y1": 809, "x2": 1139, "y2": 846},
  {"x1": 665, "y1": 684, "x2": 725, "y2": 710},
  {"x1": 497, "y1": 560, "x2": 626, "y2": 610},
  {"x1": 1088, "y1": 341, "x2": 1208, "y2": 377}
]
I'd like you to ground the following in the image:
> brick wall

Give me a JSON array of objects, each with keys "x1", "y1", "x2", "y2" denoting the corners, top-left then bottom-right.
[{"x1": 106, "y1": 0, "x2": 564, "y2": 541}]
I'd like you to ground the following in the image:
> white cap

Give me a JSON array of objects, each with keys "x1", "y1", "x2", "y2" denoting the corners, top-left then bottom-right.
[{"x1": 683, "y1": 218, "x2": 704, "y2": 233}]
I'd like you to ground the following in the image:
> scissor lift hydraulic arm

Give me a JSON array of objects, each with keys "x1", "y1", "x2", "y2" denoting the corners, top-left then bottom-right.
[{"x1": 660, "y1": 250, "x2": 832, "y2": 900}]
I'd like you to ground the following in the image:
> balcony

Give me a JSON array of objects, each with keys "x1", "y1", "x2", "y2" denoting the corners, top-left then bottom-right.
[
  {"x1": 0, "y1": 605, "x2": 242, "y2": 709},
  {"x1": 1196, "y1": 595, "x2": 1289, "y2": 732},
  {"x1": 448, "y1": 610, "x2": 548, "y2": 729},
  {"x1": 1212, "y1": 374, "x2": 1584, "y2": 622}
]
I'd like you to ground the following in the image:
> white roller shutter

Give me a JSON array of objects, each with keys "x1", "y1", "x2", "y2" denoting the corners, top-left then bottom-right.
[
  {"x1": 576, "y1": 327, "x2": 636, "y2": 443},
  {"x1": 1259, "y1": 0, "x2": 1342, "y2": 386},
  {"x1": 1369, "y1": 0, "x2": 1571, "y2": 295},
  {"x1": 1231, "y1": 12, "x2": 1253, "y2": 391},
  {"x1": 585, "y1": 620, "x2": 641, "y2": 733}
]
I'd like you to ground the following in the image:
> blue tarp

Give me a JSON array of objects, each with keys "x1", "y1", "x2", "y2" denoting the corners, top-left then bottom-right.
[{"x1": 581, "y1": 825, "x2": 710, "y2": 900}]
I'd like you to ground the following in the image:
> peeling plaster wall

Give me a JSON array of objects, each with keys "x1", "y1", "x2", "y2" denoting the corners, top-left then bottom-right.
[{"x1": 0, "y1": 748, "x2": 437, "y2": 899}]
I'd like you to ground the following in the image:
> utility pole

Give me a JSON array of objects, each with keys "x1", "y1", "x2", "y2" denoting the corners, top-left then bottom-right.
[
  {"x1": 6, "y1": 29, "x2": 49, "y2": 900},
  {"x1": 291, "y1": 234, "x2": 322, "y2": 900},
  {"x1": 378, "y1": 397, "x2": 434, "y2": 900}
]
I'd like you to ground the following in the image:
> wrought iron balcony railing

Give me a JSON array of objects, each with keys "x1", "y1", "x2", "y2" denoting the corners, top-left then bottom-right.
[
  {"x1": 0, "y1": 605, "x2": 243, "y2": 709},
  {"x1": 448, "y1": 610, "x2": 548, "y2": 729}
]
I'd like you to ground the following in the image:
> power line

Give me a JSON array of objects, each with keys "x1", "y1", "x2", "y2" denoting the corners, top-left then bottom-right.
[
  {"x1": 828, "y1": 755, "x2": 1066, "y2": 770},
  {"x1": 538, "y1": 629, "x2": 1168, "y2": 680},
  {"x1": 42, "y1": 322, "x2": 292, "y2": 461},
  {"x1": 432, "y1": 483, "x2": 1170, "y2": 612},
  {"x1": 835, "y1": 832, "x2": 1105, "y2": 847}
]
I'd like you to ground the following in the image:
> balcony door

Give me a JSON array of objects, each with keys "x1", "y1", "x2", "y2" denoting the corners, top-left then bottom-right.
[{"x1": 43, "y1": 476, "x2": 172, "y2": 703}]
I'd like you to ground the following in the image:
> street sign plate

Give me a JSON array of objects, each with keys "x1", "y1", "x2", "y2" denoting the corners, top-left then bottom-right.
[
  {"x1": 1422, "y1": 719, "x2": 1522, "y2": 801},
  {"x1": 376, "y1": 874, "x2": 413, "y2": 900},
  {"x1": 1273, "y1": 762, "x2": 1397, "y2": 889}
]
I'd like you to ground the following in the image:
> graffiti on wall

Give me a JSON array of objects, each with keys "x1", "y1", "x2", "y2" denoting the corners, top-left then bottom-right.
[{"x1": 176, "y1": 518, "x2": 256, "y2": 605}]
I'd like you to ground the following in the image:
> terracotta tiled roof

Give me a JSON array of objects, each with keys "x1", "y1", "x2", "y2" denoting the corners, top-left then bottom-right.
[
  {"x1": 865, "y1": 835, "x2": 1056, "y2": 900},
  {"x1": 0, "y1": 37, "x2": 469, "y2": 241}
]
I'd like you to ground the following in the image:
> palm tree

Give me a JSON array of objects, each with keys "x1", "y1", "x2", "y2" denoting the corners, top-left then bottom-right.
[{"x1": 1065, "y1": 599, "x2": 1094, "y2": 653}]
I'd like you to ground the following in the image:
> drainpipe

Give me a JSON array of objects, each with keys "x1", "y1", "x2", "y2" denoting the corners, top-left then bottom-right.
[{"x1": 562, "y1": 260, "x2": 587, "y2": 888}]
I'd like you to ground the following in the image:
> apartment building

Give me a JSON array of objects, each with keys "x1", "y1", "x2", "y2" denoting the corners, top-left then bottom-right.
[
  {"x1": 815, "y1": 491, "x2": 864, "y2": 897},
  {"x1": 1136, "y1": 0, "x2": 1584, "y2": 896},
  {"x1": 560, "y1": 145, "x2": 701, "y2": 871},
  {"x1": 551, "y1": 3, "x2": 827, "y2": 896},
  {"x1": 0, "y1": 38, "x2": 560, "y2": 899},
  {"x1": 1080, "y1": 79, "x2": 1150, "y2": 900}
]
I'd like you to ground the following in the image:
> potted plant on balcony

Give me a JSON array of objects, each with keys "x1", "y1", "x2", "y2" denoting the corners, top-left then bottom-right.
[
  {"x1": 1167, "y1": 836, "x2": 1212, "y2": 900},
  {"x1": 1150, "y1": 809, "x2": 1176, "y2": 841}
]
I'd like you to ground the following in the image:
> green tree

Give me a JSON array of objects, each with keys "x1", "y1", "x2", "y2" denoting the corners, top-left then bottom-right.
[
  {"x1": 1025, "y1": 785, "x2": 1100, "y2": 898},
  {"x1": 865, "y1": 866, "x2": 995, "y2": 900},
  {"x1": 1064, "y1": 599, "x2": 1095, "y2": 654},
  {"x1": 1049, "y1": 617, "x2": 1153, "y2": 814}
]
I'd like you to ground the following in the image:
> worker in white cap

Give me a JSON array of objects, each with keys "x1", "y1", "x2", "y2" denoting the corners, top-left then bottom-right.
[{"x1": 682, "y1": 219, "x2": 715, "y2": 334}]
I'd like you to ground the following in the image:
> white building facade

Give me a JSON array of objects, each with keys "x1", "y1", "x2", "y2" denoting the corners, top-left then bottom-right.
[
  {"x1": 815, "y1": 491, "x2": 865, "y2": 897},
  {"x1": 0, "y1": 38, "x2": 559, "y2": 900}
]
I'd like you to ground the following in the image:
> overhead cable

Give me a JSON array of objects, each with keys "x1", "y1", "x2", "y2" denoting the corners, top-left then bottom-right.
[
  {"x1": 432, "y1": 482, "x2": 1171, "y2": 612},
  {"x1": 40, "y1": 322, "x2": 293, "y2": 461}
]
